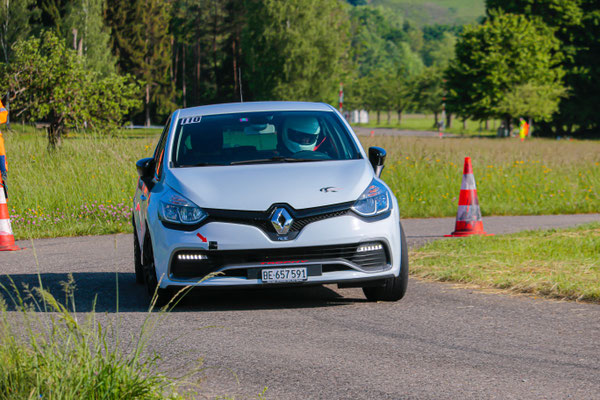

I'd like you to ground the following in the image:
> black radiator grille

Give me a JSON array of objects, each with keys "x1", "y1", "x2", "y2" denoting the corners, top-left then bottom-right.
[
  {"x1": 202, "y1": 202, "x2": 353, "y2": 240},
  {"x1": 170, "y1": 242, "x2": 389, "y2": 279}
]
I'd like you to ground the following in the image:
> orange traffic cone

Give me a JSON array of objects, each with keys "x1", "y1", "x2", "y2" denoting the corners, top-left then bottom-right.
[
  {"x1": 0, "y1": 176, "x2": 20, "y2": 251},
  {"x1": 445, "y1": 157, "x2": 493, "y2": 237}
]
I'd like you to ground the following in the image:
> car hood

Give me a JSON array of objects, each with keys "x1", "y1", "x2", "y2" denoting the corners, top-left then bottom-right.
[{"x1": 166, "y1": 160, "x2": 373, "y2": 211}]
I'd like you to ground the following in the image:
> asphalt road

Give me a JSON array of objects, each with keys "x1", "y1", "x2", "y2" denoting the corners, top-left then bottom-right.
[{"x1": 2, "y1": 213, "x2": 599, "y2": 399}]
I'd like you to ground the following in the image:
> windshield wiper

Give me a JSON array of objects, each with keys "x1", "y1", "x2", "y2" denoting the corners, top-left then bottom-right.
[
  {"x1": 178, "y1": 162, "x2": 225, "y2": 167},
  {"x1": 230, "y1": 157, "x2": 323, "y2": 165}
]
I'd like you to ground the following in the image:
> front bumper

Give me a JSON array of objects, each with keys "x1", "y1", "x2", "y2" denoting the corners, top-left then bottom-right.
[{"x1": 148, "y1": 211, "x2": 402, "y2": 289}]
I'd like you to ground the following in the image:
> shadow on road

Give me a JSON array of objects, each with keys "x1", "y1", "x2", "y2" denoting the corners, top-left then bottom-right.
[{"x1": 0, "y1": 272, "x2": 367, "y2": 313}]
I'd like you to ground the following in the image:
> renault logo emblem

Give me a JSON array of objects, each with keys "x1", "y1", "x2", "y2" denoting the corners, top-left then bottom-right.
[{"x1": 271, "y1": 208, "x2": 293, "y2": 235}]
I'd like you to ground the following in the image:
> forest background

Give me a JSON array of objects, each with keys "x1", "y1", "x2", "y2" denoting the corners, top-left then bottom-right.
[{"x1": 0, "y1": 0, "x2": 598, "y2": 146}]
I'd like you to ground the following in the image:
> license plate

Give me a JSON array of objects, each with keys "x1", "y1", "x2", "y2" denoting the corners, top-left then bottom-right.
[{"x1": 261, "y1": 267, "x2": 308, "y2": 283}]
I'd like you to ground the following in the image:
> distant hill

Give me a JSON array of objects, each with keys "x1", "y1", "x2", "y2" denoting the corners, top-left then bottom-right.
[{"x1": 368, "y1": 0, "x2": 485, "y2": 26}]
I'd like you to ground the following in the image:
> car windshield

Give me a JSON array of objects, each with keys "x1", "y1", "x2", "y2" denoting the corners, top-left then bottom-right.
[{"x1": 171, "y1": 111, "x2": 362, "y2": 167}]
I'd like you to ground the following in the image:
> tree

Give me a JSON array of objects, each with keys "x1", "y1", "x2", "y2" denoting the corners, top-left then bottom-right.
[
  {"x1": 0, "y1": 0, "x2": 38, "y2": 64},
  {"x1": 106, "y1": 0, "x2": 174, "y2": 126},
  {"x1": 348, "y1": 6, "x2": 423, "y2": 78},
  {"x1": 2, "y1": 31, "x2": 140, "y2": 148},
  {"x1": 414, "y1": 67, "x2": 444, "y2": 126},
  {"x1": 63, "y1": 0, "x2": 116, "y2": 75},
  {"x1": 445, "y1": 12, "x2": 565, "y2": 130},
  {"x1": 242, "y1": 0, "x2": 349, "y2": 102},
  {"x1": 391, "y1": 73, "x2": 414, "y2": 126},
  {"x1": 484, "y1": 0, "x2": 598, "y2": 135},
  {"x1": 0, "y1": 0, "x2": 39, "y2": 127},
  {"x1": 363, "y1": 68, "x2": 393, "y2": 124}
]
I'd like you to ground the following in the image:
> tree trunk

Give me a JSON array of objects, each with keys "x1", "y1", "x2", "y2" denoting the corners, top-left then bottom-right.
[
  {"x1": 397, "y1": 110, "x2": 402, "y2": 126},
  {"x1": 182, "y1": 44, "x2": 187, "y2": 108},
  {"x1": 387, "y1": 111, "x2": 391, "y2": 125},
  {"x1": 462, "y1": 118, "x2": 467, "y2": 129},
  {"x1": 377, "y1": 111, "x2": 380, "y2": 125},
  {"x1": 47, "y1": 123, "x2": 62, "y2": 149},
  {"x1": 433, "y1": 112, "x2": 439, "y2": 128},
  {"x1": 173, "y1": 41, "x2": 179, "y2": 89},
  {"x1": 212, "y1": 0, "x2": 219, "y2": 99},
  {"x1": 233, "y1": 39, "x2": 238, "y2": 100},
  {"x1": 485, "y1": 119, "x2": 489, "y2": 130},
  {"x1": 196, "y1": 41, "x2": 201, "y2": 105},
  {"x1": 446, "y1": 113, "x2": 452, "y2": 128},
  {"x1": 504, "y1": 117, "x2": 512, "y2": 136},
  {"x1": 145, "y1": 84, "x2": 151, "y2": 127}
]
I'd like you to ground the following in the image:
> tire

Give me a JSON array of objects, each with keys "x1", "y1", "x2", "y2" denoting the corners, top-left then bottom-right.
[
  {"x1": 133, "y1": 227, "x2": 144, "y2": 284},
  {"x1": 142, "y1": 232, "x2": 173, "y2": 308},
  {"x1": 363, "y1": 222, "x2": 409, "y2": 302}
]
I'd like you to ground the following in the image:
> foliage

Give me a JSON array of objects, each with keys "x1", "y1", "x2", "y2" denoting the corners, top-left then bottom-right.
[
  {"x1": 445, "y1": 12, "x2": 565, "y2": 127},
  {"x1": 421, "y1": 31, "x2": 456, "y2": 68},
  {"x1": 495, "y1": 82, "x2": 567, "y2": 123},
  {"x1": 105, "y1": 0, "x2": 174, "y2": 126},
  {"x1": 0, "y1": 0, "x2": 39, "y2": 64},
  {"x1": 1, "y1": 31, "x2": 140, "y2": 147},
  {"x1": 413, "y1": 66, "x2": 444, "y2": 122},
  {"x1": 484, "y1": 0, "x2": 600, "y2": 136},
  {"x1": 63, "y1": 0, "x2": 116, "y2": 76},
  {"x1": 369, "y1": 0, "x2": 485, "y2": 26},
  {"x1": 348, "y1": 6, "x2": 423, "y2": 77},
  {"x1": 242, "y1": 0, "x2": 349, "y2": 102}
]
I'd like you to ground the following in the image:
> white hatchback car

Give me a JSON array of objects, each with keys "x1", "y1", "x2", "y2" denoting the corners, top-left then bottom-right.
[{"x1": 133, "y1": 102, "x2": 408, "y2": 305}]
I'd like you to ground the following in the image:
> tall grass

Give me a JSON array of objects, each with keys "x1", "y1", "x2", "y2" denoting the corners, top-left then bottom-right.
[
  {"x1": 3, "y1": 129, "x2": 599, "y2": 239},
  {"x1": 6, "y1": 131, "x2": 155, "y2": 238},
  {"x1": 0, "y1": 274, "x2": 194, "y2": 399},
  {"x1": 366, "y1": 135, "x2": 600, "y2": 217}
]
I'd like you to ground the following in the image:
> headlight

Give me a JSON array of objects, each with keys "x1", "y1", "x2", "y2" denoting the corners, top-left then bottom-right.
[
  {"x1": 351, "y1": 179, "x2": 391, "y2": 217},
  {"x1": 158, "y1": 188, "x2": 207, "y2": 225}
]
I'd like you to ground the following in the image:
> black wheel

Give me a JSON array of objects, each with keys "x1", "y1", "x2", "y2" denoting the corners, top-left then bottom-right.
[
  {"x1": 133, "y1": 227, "x2": 144, "y2": 284},
  {"x1": 142, "y1": 233, "x2": 173, "y2": 308},
  {"x1": 363, "y1": 222, "x2": 409, "y2": 302}
]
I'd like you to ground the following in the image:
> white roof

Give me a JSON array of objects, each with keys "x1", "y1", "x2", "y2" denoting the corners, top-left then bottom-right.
[{"x1": 176, "y1": 101, "x2": 335, "y2": 118}]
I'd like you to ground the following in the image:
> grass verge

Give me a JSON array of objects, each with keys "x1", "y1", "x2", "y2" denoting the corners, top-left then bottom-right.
[
  {"x1": 410, "y1": 223, "x2": 600, "y2": 302},
  {"x1": 0, "y1": 274, "x2": 195, "y2": 399},
  {"x1": 353, "y1": 112, "x2": 500, "y2": 136}
]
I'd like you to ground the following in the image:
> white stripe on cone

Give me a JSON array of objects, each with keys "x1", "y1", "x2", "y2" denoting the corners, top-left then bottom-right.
[
  {"x1": 456, "y1": 205, "x2": 482, "y2": 222},
  {"x1": 0, "y1": 218, "x2": 12, "y2": 234},
  {"x1": 460, "y1": 174, "x2": 477, "y2": 190}
]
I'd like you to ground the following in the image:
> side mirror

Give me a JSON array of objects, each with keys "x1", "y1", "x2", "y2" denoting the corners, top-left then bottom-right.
[
  {"x1": 368, "y1": 147, "x2": 386, "y2": 177},
  {"x1": 136, "y1": 157, "x2": 155, "y2": 181}
]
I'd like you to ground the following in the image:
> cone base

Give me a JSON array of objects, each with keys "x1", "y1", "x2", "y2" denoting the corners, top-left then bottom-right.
[
  {"x1": 445, "y1": 231, "x2": 494, "y2": 237},
  {"x1": 0, "y1": 244, "x2": 21, "y2": 251}
]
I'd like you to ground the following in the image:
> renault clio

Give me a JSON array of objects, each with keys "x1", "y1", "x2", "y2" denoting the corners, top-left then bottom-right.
[{"x1": 133, "y1": 102, "x2": 408, "y2": 305}]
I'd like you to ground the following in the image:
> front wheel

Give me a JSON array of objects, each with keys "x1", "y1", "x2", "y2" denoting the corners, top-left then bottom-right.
[
  {"x1": 363, "y1": 222, "x2": 409, "y2": 302},
  {"x1": 133, "y1": 227, "x2": 144, "y2": 284}
]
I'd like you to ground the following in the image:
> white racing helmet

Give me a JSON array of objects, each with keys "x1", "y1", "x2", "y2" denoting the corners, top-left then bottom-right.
[{"x1": 282, "y1": 116, "x2": 321, "y2": 153}]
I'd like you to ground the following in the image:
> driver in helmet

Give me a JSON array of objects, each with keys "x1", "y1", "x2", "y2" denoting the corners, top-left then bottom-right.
[{"x1": 281, "y1": 116, "x2": 320, "y2": 154}]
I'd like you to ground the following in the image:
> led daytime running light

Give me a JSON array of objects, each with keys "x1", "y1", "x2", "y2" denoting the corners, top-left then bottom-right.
[
  {"x1": 177, "y1": 254, "x2": 207, "y2": 261},
  {"x1": 357, "y1": 243, "x2": 383, "y2": 253}
]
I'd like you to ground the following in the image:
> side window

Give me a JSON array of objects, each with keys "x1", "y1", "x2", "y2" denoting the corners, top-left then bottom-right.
[{"x1": 153, "y1": 116, "x2": 171, "y2": 180}]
